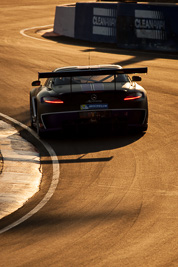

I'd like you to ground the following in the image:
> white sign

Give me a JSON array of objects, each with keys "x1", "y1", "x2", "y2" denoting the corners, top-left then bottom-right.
[
  {"x1": 135, "y1": 10, "x2": 166, "y2": 40},
  {"x1": 92, "y1": 8, "x2": 117, "y2": 37}
]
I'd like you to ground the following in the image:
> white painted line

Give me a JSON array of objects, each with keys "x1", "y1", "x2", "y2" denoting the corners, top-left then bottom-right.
[
  {"x1": 0, "y1": 113, "x2": 60, "y2": 234},
  {"x1": 19, "y1": 2, "x2": 81, "y2": 42},
  {"x1": 20, "y1": 24, "x2": 53, "y2": 42}
]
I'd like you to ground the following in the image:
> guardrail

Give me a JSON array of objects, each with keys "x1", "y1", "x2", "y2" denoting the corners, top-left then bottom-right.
[{"x1": 54, "y1": 2, "x2": 178, "y2": 52}]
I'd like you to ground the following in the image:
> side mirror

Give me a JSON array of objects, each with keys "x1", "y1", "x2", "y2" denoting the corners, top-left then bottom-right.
[
  {"x1": 132, "y1": 76, "x2": 142, "y2": 82},
  {"x1": 32, "y1": 80, "x2": 41, "y2": 86}
]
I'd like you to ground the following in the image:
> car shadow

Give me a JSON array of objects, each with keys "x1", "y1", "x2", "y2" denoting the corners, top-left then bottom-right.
[
  {"x1": 12, "y1": 107, "x2": 146, "y2": 161},
  {"x1": 21, "y1": 126, "x2": 145, "y2": 161}
]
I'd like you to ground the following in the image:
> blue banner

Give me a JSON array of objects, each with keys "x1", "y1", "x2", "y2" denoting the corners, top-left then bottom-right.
[
  {"x1": 117, "y1": 3, "x2": 178, "y2": 52},
  {"x1": 75, "y1": 3, "x2": 118, "y2": 43}
]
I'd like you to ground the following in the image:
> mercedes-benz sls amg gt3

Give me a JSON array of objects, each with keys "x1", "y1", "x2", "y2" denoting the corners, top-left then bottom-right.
[{"x1": 30, "y1": 64, "x2": 148, "y2": 137}]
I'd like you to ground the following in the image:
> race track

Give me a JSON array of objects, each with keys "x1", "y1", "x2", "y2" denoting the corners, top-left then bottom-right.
[{"x1": 0, "y1": 0, "x2": 178, "y2": 266}]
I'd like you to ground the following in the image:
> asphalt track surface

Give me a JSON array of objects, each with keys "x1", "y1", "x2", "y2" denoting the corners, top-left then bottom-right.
[{"x1": 0, "y1": 0, "x2": 178, "y2": 266}]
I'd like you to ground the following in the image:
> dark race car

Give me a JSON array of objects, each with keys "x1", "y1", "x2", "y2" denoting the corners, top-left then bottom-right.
[{"x1": 30, "y1": 64, "x2": 148, "y2": 137}]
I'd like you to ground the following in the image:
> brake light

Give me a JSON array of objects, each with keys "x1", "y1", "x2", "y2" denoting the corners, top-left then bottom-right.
[
  {"x1": 44, "y1": 99, "x2": 64, "y2": 104},
  {"x1": 124, "y1": 95, "x2": 142, "y2": 101},
  {"x1": 43, "y1": 97, "x2": 64, "y2": 104}
]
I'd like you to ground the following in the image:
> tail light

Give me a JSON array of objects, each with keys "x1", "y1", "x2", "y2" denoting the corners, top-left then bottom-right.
[
  {"x1": 124, "y1": 92, "x2": 142, "y2": 101},
  {"x1": 42, "y1": 97, "x2": 64, "y2": 104}
]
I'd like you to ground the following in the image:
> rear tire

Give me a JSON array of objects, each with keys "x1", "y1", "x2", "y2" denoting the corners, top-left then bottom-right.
[
  {"x1": 128, "y1": 124, "x2": 148, "y2": 134},
  {"x1": 30, "y1": 95, "x2": 35, "y2": 129},
  {"x1": 36, "y1": 112, "x2": 48, "y2": 139}
]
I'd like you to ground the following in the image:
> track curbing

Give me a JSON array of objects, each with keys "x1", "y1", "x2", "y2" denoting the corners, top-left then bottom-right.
[{"x1": 0, "y1": 113, "x2": 60, "y2": 234}]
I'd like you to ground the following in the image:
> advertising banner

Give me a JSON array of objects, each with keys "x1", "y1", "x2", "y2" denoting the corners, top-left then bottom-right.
[
  {"x1": 117, "y1": 3, "x2": 178, "y2": 51},
  {"x1": 75, "y1": 3, "x2": 118, "y2": 43}
]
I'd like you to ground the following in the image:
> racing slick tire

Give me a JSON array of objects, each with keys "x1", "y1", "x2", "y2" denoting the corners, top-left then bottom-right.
[
  {"x1": 30, "y1": 95, "x2": 35, "y2": 129},
  {"x1": 36, "y1": 111, "x2": 45, "y2": 139},
  {"x1": 129, "y1": 124, "x2": 148, "y2": 133}
]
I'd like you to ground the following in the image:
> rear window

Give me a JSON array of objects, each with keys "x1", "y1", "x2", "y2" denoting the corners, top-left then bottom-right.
[{"x1": 52, "y1": 74, "x2": 129, "y2": 86}]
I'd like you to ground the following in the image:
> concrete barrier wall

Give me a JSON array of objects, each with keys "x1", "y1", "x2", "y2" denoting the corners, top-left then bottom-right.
[
  {"x1": 75, "y1": 3, "x2": 118, "y2": 43},
  {"x1": 117, "y1": 3, "x2": 178, "y2": 52},
  {"x1": 54, "y1": 6, "x2": 75, "y2": 38},
  {"x1": 53, "y1": 2, "x2": 178, "y2": 52}
]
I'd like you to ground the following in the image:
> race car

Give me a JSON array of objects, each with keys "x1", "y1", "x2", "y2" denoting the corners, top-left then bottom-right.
[{"x1": 30, "y1": 64, "x2": 148, "y2": 137}]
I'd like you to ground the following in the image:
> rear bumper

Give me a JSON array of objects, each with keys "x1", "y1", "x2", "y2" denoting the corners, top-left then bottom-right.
[{"x1": 40, "y1": 109, "x2": 148, "y2": 131}]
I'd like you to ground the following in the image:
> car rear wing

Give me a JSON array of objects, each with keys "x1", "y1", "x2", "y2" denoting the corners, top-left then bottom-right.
[{"x1": 38, "y1": 67, "x2": 148, "y2": 80}]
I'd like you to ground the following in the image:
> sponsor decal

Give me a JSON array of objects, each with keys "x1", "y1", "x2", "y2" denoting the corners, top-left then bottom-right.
[
  {"x1": 135, "y1": 10, "x2": 166, "y2": 40},
  {"x1": 80, "y1": 104, "x2": 108, "y2": 110},
  {"x1": 92, "y1": 8, "x2": 117, "y2": 37}
]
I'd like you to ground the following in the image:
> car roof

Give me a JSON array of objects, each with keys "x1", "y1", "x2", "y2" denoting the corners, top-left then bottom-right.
[{"x1": 53, "y1": 64, "x2": 122, "y2": 73}]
